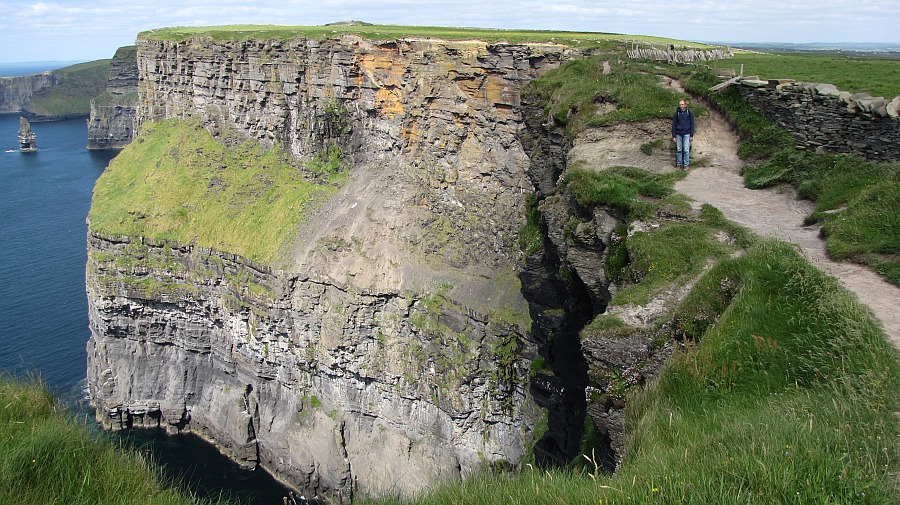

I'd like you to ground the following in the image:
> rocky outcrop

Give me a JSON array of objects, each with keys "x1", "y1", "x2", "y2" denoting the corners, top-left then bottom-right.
[
  {"x1": 87, "y1": 46, "x2": 138, "y2": 149},
  {"x1": 737, "y1": 78, "x2": 900, "y2": 161},
  {"x1": 0, "y1": 72, "x2": 58, "y2": 114},
  {"x1": 87, "y1": 33, "x2": 589, "y2": 499}
]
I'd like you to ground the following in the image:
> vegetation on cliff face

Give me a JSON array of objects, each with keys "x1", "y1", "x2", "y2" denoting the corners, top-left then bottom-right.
[
  {"x1": 0, "y1": 378, "x2": 216, "y2": 505},
  {"x1": 27, "y1": 60, "x2": 110, "y2": 118},
  {"x1": 363, "y1": 191, "x2": 900, "y2": 505},
  {"x1": 89, "y1": 118, "x2": 347, "y2": 264}
]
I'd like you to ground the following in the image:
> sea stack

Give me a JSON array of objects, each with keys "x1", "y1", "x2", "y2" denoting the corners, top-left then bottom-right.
[{"x1": 18, "y1": 117, "x2": 37, "y2": 152}]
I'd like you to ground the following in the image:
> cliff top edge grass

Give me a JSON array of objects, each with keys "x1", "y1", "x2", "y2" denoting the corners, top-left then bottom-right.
[
  {"x1": 524, "y1": 58, "x2": 700, "y2": 138},
  {"x1": 89, "y1": 118, "x2": 346, "y2": 265},
  {"x1": 139, "y1": 23, "x2": 714, "y2": 50},
  {"x1": 0, "y1": 377, "x2": 221, "y2": 505}
]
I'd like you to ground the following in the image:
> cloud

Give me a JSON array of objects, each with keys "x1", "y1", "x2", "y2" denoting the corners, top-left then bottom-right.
[{"x1": 0, "y1": 0, "x2": 897, "y2": 62}]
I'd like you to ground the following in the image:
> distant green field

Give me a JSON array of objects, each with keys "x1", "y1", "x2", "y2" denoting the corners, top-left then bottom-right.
[
  {"x1": 712, "y1": 52, "x2": 900, "y2": 97},
  {"x1": 140, "y1": 23, "x2": 713, "y2": 50}
]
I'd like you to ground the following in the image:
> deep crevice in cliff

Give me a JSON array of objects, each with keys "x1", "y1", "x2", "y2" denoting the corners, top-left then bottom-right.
[{"x1": 518, "y1": 95, "x2": 612, "y2": 469}]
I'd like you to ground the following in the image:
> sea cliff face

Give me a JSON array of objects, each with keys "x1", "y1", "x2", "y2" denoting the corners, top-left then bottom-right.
[
  {"x1": 0, "y1": 72, "x2": 58, "y2": 114},
  {"x1": 86, "y1": 33, "x2": 587, "y2": 498},
  {"x1": 87, "y1": 46, "x2": 138, "y2": 149}
]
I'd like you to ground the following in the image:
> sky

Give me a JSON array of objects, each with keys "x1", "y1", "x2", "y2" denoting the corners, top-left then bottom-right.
[{"x1": 1, "y1": 0, "x2": 898, "y2": 63}]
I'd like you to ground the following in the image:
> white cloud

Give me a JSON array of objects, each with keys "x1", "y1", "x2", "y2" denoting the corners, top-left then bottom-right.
[{"x1": 0, "y1": 0, "x2": 897, "y2": 62}]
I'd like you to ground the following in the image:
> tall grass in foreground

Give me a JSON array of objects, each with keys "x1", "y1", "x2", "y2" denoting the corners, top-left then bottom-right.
[
  {"x1": 362, "y1": 240, "x2": 900, "y2": 505},
  {"x1": 0, "y1": 378, "x2": 213, "y2": 505}
]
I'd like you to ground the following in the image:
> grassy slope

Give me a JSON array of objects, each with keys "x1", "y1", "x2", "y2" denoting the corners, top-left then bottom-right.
[
  {"x1": 89, "y1": 119, "x2": 346, "y2": 264},
  {"x1": 27, "y1": 59, "x2": 110, "y2": 117},
  {"x1": 0, "y1": 378, "x2": 216, "y2": 505},
  {"x1": 364, "y1": 241, "x2": 900, "y2": 505}
]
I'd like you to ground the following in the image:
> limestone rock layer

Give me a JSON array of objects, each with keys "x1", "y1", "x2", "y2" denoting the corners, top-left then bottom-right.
[{"x1": 87, "y1": 33, "x2": 586, "y2": 499}]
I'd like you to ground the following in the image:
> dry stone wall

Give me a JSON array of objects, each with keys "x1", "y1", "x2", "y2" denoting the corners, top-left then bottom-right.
[{"x1": 737, "y1": 78, "x2": 900, "y2": 161}]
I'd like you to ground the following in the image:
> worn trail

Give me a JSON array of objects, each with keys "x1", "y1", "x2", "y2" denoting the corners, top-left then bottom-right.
[
  {"x1": 674, "y1": 101, "x2": 900, "y2": 350},
  {"x1": 569, "y1": 76, "x2": 900, "y2": 349}
]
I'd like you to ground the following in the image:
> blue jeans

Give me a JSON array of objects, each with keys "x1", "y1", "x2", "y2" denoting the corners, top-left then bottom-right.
[{"x1": 675, "y1": 134, "x2": 691, "y2": 167}]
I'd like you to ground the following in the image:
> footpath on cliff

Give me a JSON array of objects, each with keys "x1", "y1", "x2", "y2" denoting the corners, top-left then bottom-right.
[{"x1": 568, "y1": 76, "x2": 900, "y2": 350}]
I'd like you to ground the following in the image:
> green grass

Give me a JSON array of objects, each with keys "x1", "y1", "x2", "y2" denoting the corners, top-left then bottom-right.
[
  {"x1": 361, "y1": 239, "x2": 900, "y2": 504},
  {"x1": 742, "y1": 151, "x2": 900, "y2": 285},
  {"x1": 27, "y1": 59, "x2": 110, "y2": 118},
  {"x1": 561, "y1": 166, "x2": 684, "y2": 219},
  {"x1": 89, "y1": 118, "x2": 347, "y2": 264},
  {"x1": 611, "y1": 214, "x2": 734, "y2": 307},
  {"x1": 712, "y1": 52, "x2": 900, "y2": 98},
  {"x1": 0, "y1": 377, "x2": 215, "y2": 505},
  {"x1": 140, "y1": 24, "x2": 712, "y2": 50},
  {"x1": 524, "y1": 58, "x2": 695, "y2": 136}
]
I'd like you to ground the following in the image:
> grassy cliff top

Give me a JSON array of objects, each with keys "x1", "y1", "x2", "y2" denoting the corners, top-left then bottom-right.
[{"x1": 139, "y1": 23, "x2": 713, "y2": 49}]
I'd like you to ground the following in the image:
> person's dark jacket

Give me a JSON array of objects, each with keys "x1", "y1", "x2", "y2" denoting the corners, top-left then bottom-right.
[{"x1": 672, "y1": 108, "x2": 695, "y2": 136}]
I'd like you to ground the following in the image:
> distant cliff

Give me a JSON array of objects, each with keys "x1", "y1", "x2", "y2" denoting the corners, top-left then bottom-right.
[
  {"x1": 0, "y1": 60, "x2": 110, "y2": 121},
  {"x1": 86, "y1": 32, "x2": 588, "y2": 499},
  {"x1": 0, "y1": 72, "x2": 58, "y2": 114},
  {"x1": 87, "y1": 46, "x2": 138, "y2": 149}
]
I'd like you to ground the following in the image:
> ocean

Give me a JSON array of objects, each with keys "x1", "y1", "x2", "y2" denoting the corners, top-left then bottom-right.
[{"x1": 0, "y1": 110, "x2": 293, "y2": 504}]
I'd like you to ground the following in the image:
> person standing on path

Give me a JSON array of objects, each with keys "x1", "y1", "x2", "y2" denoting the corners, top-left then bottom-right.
[{"x1": 672, "y1": 99, "x2": 695, "y2": 169}]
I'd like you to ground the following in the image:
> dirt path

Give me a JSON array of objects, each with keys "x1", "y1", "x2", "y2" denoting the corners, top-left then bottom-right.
[
  {"x1": 569, "y1": 81, "x2": 900, "y2": 349},
  {"x1": 674, "y1": 103, "x2": 900, "y2": 350}
]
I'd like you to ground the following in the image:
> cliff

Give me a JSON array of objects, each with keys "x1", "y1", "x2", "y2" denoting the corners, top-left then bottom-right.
[
  {"x1": 86, "y1": 32, "x2": 588, "y2": 499},
  {"x1": 87, "y1": 46, "x2": 139, "y2": 149},
  {"x1": 0, "y1": 72, "x2": 58, "y2": 114},
  {"x1": 0, "y1": 60, "x2": 110, "y2": 121}
]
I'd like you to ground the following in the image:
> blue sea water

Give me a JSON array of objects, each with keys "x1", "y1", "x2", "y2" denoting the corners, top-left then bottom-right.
[
  {"x1": 0, "y1": 61, "x2": 85, "y2": 76},
  {"x1": 0, "y1": 113, "x2": 293, "y2": 504}
]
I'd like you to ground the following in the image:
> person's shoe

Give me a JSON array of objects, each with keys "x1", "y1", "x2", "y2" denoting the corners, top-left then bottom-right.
[
  {"x1": 675, "y1": 164, "x2": 681, "y2": 169},
  {"x1": 684, "y1": 164, "x2": 690, "y2": 170}
]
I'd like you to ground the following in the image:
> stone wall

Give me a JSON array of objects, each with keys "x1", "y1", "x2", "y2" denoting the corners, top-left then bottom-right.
[{"x1": 737, "y1": 78, "x2": 900, "y2": 161}]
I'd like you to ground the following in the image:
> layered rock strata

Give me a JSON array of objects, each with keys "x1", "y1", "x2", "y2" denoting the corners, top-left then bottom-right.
[
  {"x1": 87, "y1": 46, "x2": 139, "y2": 149},
  {"x1": 87, "y1": 33, "x2": 587, "y2": 499},
  {"x1": 0, "y1": 72, "x2": 58, "y2": 114}
]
